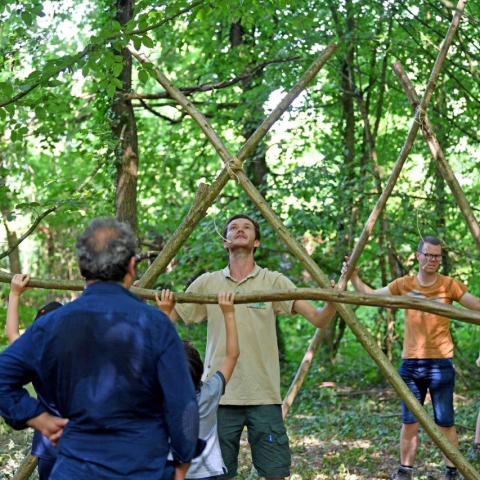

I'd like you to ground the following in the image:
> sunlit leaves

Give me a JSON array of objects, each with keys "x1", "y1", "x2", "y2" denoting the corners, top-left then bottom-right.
[
  {"x1": 138, "y1": 69, "x2": 149, "y2": 84},
  {"x1": 141, "y1": 35, "x2": 154, "y2": 48},
  {"x1": 112, "y1": 63, "x2": 123, "y2": 77},
  {"x1": 34, "y1": 106, "x2": 46, "y2": 120}
]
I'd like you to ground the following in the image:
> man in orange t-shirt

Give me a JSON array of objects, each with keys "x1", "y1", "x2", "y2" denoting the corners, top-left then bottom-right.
[{"x1": 343, "y1": 236, "x2": 480, "y2": 480}]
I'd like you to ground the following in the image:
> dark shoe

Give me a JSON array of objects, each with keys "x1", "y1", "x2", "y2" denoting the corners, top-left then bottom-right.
[
  {"x1": 445, "y1": 467, "x2": 461, "y2": 480},
  {"x1": 393, "y1": 466, "x2": 413, "y2": 480}
]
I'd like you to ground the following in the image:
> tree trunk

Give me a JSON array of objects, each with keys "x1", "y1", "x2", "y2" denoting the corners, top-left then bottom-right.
[
  {"x1": 325, "y1": 0, "x2": 356, "y2": 361},
  {"x1": 112, "y1": 0, "x2": 139, "y2": 236},
  {"x1": 1, "y1": 205, "x2": 22, "y2": 273},
  {"x1": 3, "y1": 218, "x2": 21, "y2": 273},
  {"x1": 229, "y1": 21, "x2": 271, "y2": 193}
]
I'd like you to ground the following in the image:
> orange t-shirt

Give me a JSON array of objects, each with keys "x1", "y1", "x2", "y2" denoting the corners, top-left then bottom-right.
[{"x1": 388, "y1": 274, "x2": 467, "y2": 359}]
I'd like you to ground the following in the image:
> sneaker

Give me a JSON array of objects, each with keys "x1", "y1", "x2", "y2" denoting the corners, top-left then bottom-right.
[
  {"x1": 393, "y1": 466, "x2": 413, "y2": 480},
  {"x1": 445, "y1": 467, "x2": 461, "y2": 480}
]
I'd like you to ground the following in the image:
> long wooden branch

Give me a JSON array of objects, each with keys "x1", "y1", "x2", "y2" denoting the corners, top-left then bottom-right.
[
  {"x1": 1, "y1": 272, "x2": 478, "y2": 324},
  {"x1": 0, "y1": 0, "x2": 204, "y2": 109},
  {"x1": 132, "y1": 44, "x2": 337, "y2": 288},
  {"x1": 282, "y1": 327, "x2": 326, "y2": 418},
  {"x1": 126, "y1": 56, "x2": 301, "y2": 101},
  {"x1": 436, "y1": 0, "x2": 477, "y2": 25},
  {"x1": 12, "y1": 452, "x2": 37, "y2": 480},
  {"x1": 391, "y1": 61, "x2": 480, "y2": 253},
  {"x1": 341, "y1": 0, "x2": 466, "y2": 283},
  {"x1": 138, "y1": 99, "x2": 185, "y2": 123},
  {"x1": 129, "y1": 48, "x2": 234, "y2": 162}
]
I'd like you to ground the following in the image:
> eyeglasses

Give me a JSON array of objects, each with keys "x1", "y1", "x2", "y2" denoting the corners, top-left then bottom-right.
[{"x1": 418, "y1": 252, "x2": 442, "y2": 261}]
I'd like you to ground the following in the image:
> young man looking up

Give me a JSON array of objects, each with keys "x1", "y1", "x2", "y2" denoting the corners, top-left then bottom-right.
[
  {"x1": 168, "y1": 214, "x2": 337, "y2": 480},
  {"x1": 343, "y1": 236, "x2": 480, "y2": 480}
]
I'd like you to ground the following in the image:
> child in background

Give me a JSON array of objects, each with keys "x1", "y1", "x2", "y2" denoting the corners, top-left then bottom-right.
[
  {"x1": 156, "y1": 290, "x2": 239, "y2": 480},
  {"x1": 6, "y1": 274, "x2": 63, "y2": 480}
]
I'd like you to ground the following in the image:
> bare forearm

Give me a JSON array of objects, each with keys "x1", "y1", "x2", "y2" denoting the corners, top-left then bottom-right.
[
  {"x1": 170, "y1": 308, "x2": 181, "y2": 322},
  {"x1": 350, "y1": 275, "x2": 374, "y2": 294},
  {"x1": 224, "y1": 314, "x2": 240, "y2": 360},
  {"x1": 313, "y1": 302, "x2": 337, "y2": 329},
  {"x1": 6, "y1": 293, "x2": 21, "y2": 343},
  {"x1": 174, "y1": 463, "x2": 191, "y2": 480}
]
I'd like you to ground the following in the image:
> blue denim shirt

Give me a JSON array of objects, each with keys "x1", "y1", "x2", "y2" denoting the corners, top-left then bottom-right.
[{"x1": 0, "y1": 282, "x2": 200, "y2": 478}]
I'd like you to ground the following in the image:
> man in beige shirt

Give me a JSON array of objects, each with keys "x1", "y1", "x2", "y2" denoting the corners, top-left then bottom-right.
[
  {"x1": 343, "y1": 236, "x2": 480, "y2": 480},
  {"x1": 169, "y1": 214, "x2": 337, "y2": 480}
]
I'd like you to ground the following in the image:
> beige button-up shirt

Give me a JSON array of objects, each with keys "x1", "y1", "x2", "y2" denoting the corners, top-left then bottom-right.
[{"x1": 175, "y1": 264, "x2": 295, "y2": 405}]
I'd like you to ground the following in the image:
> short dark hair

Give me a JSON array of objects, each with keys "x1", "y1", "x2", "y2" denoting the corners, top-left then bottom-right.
[
  {"x1": 182, "y1": 340, "x2": 204, "y2": 390},
  {"x1": 223, "y1": 214, "x2": 261, "y2": 253},
  {"x1": 76, "y1": 217, "x2": 137, "y2": 282},
  {"x1": 417, "y1": 236, "x2": 441, "y2": 252}
]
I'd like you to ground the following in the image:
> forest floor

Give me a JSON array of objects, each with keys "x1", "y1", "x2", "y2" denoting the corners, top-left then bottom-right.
[
  {"x1": 235, "y1": 387, "x2": 480, "y2": 479},
  {"x1": 0, "y1": 343, "x2": 479, "y2": 479}
]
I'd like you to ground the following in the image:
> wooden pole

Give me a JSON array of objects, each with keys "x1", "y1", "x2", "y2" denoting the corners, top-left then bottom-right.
[
  {"x1": 12, "y1": 453, "x2": 37, "y2": 480},
  {"x1": 131, "y1": 44, "x2": 337, "y2": 288},
  {"x1": 0, "y1": 272, "x2": 84, "y2": 291},
  {"x1": 341, "y1": 0, "x2": 467, "y2": 283},
  {"x1": 3, "y1": 277, "x2": 480, "y2": 325},
  {"x1": 282, "y1": 327, "x2": 326, "y2": 418},
  {"x1": 391, "y1": 61, "x2": 480, "y2": 253},
  {"x1": 234, "y1": 169, "x2": 479, "y2": 479}
]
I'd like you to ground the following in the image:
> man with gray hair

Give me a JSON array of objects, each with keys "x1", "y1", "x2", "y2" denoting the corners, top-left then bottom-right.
[{"x1": 0, "y1": 217, "x2": 202, "y2": 479}]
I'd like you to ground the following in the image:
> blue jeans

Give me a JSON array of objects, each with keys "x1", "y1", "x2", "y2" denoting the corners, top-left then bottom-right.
[
  {"x1": 38, "y1": 458, "x2": 55, "y2": 479},
  {"x1": 398, "y1": 358, "x2": 455, "y2": 427}
]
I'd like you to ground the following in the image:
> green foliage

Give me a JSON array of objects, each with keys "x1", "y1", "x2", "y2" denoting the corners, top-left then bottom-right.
[{"x1": 0, "y1": 7, "x2": 480, "y2": 475}]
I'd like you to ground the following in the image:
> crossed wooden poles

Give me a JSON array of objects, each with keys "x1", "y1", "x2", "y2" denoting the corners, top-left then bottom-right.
[{"x1": 11, "y1": 1, "x2": 480, "y2": 478}]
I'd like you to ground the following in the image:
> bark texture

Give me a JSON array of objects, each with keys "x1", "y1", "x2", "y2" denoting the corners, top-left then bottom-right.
[{"x1": 113, "y1": 0, "x2": 139, "y2": 236}]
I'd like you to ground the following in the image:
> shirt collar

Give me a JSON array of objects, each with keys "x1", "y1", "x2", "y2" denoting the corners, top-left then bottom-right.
[
  {"x1": 82, "y1": 281, "x2": 143, "y2": 303},
  {"x1": 222, "y1": 263, "x2": 260, "y2": 282}
]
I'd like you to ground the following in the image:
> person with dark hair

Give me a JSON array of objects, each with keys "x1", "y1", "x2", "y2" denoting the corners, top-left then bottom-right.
[
  {"x1": 0, "y1": 217, "x2": 203, "y2": 479},
  {"x1": 165, "y1": 213, "x2": 338, "y2": 480},
  {"x1": 6, "y1": 273, "x2": 63, "y2": 479},
  {"x1": 157, "y1": 290, "x2": 239, "y2": 480},
  {"x1": 342, "y1": 236, "x2": 480, "y2": 480}
]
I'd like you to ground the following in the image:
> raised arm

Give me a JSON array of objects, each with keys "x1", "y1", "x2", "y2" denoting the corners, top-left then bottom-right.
[
  {"x1": 458, "y1": 292, "x2": 480, "y2": 370},
  {"x1": 217, "y1": 292, "x2": 239, "y2": 384},
  {"x1": 342, "y1": 256, "x2": 392, "y2": 295},
  {"x1": 292, "y1": 298, "x2": 337, "y2": 329},
  {"x1": 458, "y1": 292, "x2": 480, "y2": 311},
  {"x1": 6, "y1": 274, "x2": 30, "y2": 344}
]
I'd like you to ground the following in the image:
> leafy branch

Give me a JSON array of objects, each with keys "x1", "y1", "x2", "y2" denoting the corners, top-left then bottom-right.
[
  {"x1": 0, "y1": 127, "x2": 126, "y2": 261},
  {"x1": 127, "y1": 55, "x2": 301, "y2": 100},
  {"x1": 0, "y1": 0, "x2": 205, "y2": 109}
]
